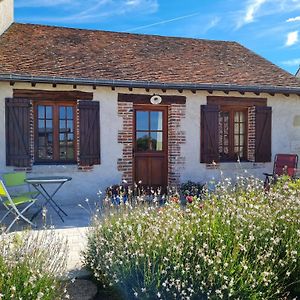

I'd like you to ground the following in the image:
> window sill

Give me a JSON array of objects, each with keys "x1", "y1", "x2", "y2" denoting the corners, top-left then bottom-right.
[{"x1": 33, "y1": 161, "x2": 77, "y2": 166}]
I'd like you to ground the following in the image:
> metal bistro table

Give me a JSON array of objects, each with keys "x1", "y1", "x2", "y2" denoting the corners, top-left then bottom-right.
[{"x1": 26, "y1": 176, "x2": 72, "y2": 222}]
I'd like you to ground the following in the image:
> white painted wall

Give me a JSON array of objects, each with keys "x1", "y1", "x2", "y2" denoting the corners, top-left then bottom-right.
[
  {"x1": 0, "y1": 0, "x2": 13, "y2": 36},
  {"x1": 0, "y1": 82, "x2": 300, "y2": 204}
]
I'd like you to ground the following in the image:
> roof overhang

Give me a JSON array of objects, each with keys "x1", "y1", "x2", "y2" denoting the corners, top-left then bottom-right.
[{"x1": 1, "y1": 73, "x2": 300, "y2": 96}]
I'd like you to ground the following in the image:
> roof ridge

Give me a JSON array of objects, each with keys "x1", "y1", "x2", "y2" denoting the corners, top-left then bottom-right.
[{"x1": 12, "y1": 22, "x2": 237, "y2": 44}]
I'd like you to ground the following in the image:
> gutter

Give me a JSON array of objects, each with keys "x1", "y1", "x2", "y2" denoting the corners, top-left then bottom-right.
[{"x1": 1, "y1": 73, "x2": 300, "y2": 95}]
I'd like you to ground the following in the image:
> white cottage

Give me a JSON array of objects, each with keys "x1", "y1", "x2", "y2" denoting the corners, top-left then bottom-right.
[{"x1": 1, "y1": 0, "x2": 300, "y2": 203}]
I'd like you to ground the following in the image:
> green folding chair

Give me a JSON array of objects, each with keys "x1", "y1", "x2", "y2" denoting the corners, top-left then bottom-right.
[
  {"x1": 0, "y1": 180, "x2": 37, "y2": 232},
  {"x1": 3, "y1": 172, "x2": 39, "y2": 198}
]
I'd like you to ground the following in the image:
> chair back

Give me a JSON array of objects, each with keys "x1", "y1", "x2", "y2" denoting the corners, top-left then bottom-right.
[
  {"x1": 0, "y1": 180, "x2": 8, "y2": 198},
  {"x1": 3, "y1": 172, "x2": 26, "y2": 187},
  {"x1": 273, "y1": 154, "x2": 298, "y2": 177}
]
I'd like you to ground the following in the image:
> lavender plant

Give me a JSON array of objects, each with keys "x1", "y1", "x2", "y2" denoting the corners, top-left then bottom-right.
[{"x1": 84, "y1": 176, "x2": 300, "y2": 299}]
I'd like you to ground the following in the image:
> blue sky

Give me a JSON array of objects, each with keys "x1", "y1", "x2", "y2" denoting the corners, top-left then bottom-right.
[{"x1": 14, "y1": 0, "x2": 300, "y2": 75}]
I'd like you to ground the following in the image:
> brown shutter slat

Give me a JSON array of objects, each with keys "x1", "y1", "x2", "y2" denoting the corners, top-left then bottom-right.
[
  {"x1": 255, "y1": 106, "x2": 272, "y2": 162},
  {"x1": 5, "y1": 98, "x2": 32, "y2": 167},
  {"x1": 78, "y1": 101, "x2": 100, "y2": 166},
  {"x1": 201, "y1": 105, "x2": 219, "y2": 163}
]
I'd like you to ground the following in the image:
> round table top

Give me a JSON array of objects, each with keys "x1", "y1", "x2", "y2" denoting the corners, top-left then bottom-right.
[{"x1": 25, "y1": 176, "x2": 72, "y2": 184}]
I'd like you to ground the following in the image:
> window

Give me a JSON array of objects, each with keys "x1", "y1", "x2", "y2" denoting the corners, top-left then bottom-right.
[
  {"x1": 201, "y1": 96, "x2": 271, "y2": 164},
  {"x1": 135, "y1": 111, "x2": 163, "y2": 152},
  {"x1": 35, "y1": 102, "x2": 76, "y2": 163},
  {"x1": 6, "y1": 92, "x2": 101, "y2": 168},
  {"x1": 219, "y1": 108, "x2": 247, "y2": 161}
]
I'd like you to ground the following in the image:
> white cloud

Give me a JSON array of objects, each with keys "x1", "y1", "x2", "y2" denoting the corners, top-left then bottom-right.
[
  {"x1": 236, "y1": 0, "x2": 267, "y2": 28},
  {"x1": 244, "y1": 0, "x2": 267, "y2": 23},
  {"x1": 286, "y1": 16, "x2": 300, "y2": 22},
  {"x1": 281, "y1": 58, "x2": 300, "y2": 66},
  {"x1": 236, "y1": 0, "x2": 300, "y2": 28},
  {"x1": 285, "y1": 31, "x2": 299, "y2": 46}
]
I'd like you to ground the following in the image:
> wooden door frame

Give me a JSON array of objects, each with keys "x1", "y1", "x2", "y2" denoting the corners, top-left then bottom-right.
[{"x1": 133, "y1": 104, "x2": 168, "y2": 187}]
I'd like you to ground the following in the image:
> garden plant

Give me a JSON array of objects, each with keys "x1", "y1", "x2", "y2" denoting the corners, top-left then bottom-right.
[
  {"x1": 0, "y1": 230, "x2": 68, "y2": 299},
  {"x1": 85, "y1": 176, "x2": 300, "y2": 299}
]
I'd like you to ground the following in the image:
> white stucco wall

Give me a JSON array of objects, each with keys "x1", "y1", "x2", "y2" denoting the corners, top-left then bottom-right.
[
  {"x1": 0, "y1": 0, "x2": 13, "y2": 36},
  {"x1": 0, "y1": 82, "x2": 300, "y2": 203}
]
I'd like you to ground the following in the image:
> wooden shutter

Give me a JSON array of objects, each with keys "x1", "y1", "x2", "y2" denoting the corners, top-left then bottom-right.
[
  {"x1": 78, "y1": 101, "x2": 100, "y2": 166},
  {"x1": 5, "y1": 98, "x2": 32, "y2": 167},
  {"x1": 255, "y1": 106, "x2": 272, "y2": 162},
  {"x1": 201, "y1": 105, "x2": 219, "y2": 163}
]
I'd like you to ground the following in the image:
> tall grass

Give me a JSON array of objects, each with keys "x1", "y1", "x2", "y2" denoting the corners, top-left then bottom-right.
[{"x1": 84, "y1": 176, "x2": 300, "y2": 299}]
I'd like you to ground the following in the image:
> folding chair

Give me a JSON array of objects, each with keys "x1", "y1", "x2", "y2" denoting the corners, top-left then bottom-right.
[
  {"x1": 0, "y1": 180, "x2": 37, "y2": 232},
  {"x1": 264, "y1": 154, "x2": 298, "y2": 189},
  {"x1": 3, "y1": 172, "x2": 39, "y2": 198}
]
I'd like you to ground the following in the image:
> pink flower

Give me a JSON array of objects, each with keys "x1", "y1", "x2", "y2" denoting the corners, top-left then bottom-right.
[{"x1": 186, "y1": 196, "x2": 193, "y2": 203}]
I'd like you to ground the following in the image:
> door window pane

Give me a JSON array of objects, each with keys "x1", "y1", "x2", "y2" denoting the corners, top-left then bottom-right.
[
  {"x1": 150, "y1": 111, "x2": 163, "y2": 130},
  {"x1": 136, "y1": 111, "x2": 148, "y2": 130},
  {"x1": 150, "y1": 132, "x2": 163, "y2": 151},
  {"x1": 137, "y1": 132, "x2": 150, "y2": 151}
]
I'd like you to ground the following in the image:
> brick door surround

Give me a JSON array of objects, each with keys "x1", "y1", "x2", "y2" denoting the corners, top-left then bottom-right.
[{"x1": 117, "y1": 93, "x2": 186, "y2": 187}]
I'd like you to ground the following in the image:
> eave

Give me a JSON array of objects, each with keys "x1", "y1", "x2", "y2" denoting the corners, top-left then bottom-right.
[{"x1": 1, "y1": 73, "x2": 300, "y2": 96}]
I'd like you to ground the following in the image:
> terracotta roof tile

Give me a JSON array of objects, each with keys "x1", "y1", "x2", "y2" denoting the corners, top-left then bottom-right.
[{"x1": 0, "y1": 23, "x2": 299, "y2": 88}]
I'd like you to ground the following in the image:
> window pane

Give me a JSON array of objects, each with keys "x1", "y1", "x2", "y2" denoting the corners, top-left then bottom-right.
[
  {"x1": 46, "y1": 106, "x2": 52, "y2": 118},
  {"x1": 150, "y1": 111, "x2": 163, "y2": 130},
  {"x1": 219, "y1": 111, "x2": 229, "y2": 159},
  {"x1": 136, "y1": 111, "x2": 148, "y2": 130},
  {"x1": 67, "y1": 120, "x2": 73, "y2": 132},
  {"x1": 38, "y1": 120, "x2": 44, "y2": 129},
  {"x1": 240, "y1": 112, "x2": 245, "y2": 122},
  {"x1": 60, "y1": 146, "x2": 67, "y2": 160},
  {"x1": 59, "y1": 120, "x2": 65, "y2": 130},
  {"x1": 38, "y1": 106, "x2": 44, "y2": 118},
  {"x1": 59, "y1": 133, "x2": 65, "y2": 141},
  {"x1": 150, "y1": 132, "x2": 163, "y2": 151},
  {"x1": 46, "y1": 120, "x2": 52, "y2": 130},
  {"x1": 68, "y1": 133, "x2": 74, "y2": 141},
  {"x1": 66, "y1": 145, "x2": 74, "y2": 160},
  {"x1": 67, "y1": 107, "x2": 73, "y2": 119},
  {"x1": 234, "y1": 123, "x2": 239, "y2": 134},
  {"x1": 136, "y1": 132, "x2": 149, "y2": 151},
  {"x1": 60, "y1": 107, "x2": 66, "y2": 119},
  {"x1": 240, "y1": 123, "x2": 244, "y2": 134},
  {"x1": 234, "y1": 112, "x2": 240, "y2": 122},
  {"x1": 234, "y1": 135, "x2": 239, "y2": 145}
]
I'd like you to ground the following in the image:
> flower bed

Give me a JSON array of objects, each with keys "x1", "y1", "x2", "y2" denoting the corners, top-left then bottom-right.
[
  {"x1": 84, "y1": 176, "x2": 300, "y2": 299},
  {"x1": 0, "y1": 230, "x2": 68, "y2": 299}
]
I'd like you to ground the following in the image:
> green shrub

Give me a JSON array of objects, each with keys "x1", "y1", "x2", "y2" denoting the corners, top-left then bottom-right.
[
  {"x1": 84, "y1": 176, "x2": 300, "y2": 299},
  {"x1": 0, "y1": 230, "x2": 68, "y2": 299},
  {"x1": 180, "y1": 180, "x2": 204, "y2": 197}
]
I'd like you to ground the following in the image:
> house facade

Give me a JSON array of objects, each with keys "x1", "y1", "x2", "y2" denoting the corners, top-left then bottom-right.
[{"x1": 1, "y1": 0, "x2": 300, "y2": 203}]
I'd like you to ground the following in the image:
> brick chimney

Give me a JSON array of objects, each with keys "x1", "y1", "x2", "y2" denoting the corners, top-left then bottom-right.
[{"x1": 0, "y1": 0, "x2": 14, "y2": 35}]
